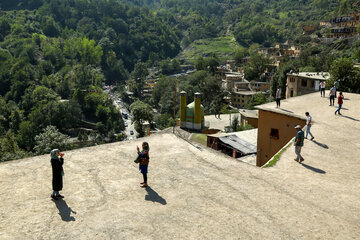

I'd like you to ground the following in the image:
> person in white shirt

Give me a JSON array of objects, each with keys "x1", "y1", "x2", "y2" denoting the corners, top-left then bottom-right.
[
  {"x1": 305, "y1": 112, "x2": 314, "y2": 140},
  {"x1": 275, "y1": 86, "x2": 281, "y2": 108},
  {"x1": 320, "y1": 81, "x2": 326, "y2": 97},
  {"x1": 329, "y1": 85, "x2": 336, "y2": 106}
]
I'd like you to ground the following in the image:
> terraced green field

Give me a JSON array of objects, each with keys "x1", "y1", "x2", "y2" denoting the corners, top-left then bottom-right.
[{"x1": 179, "y1": 36, "x2": 239, "y2": 63}]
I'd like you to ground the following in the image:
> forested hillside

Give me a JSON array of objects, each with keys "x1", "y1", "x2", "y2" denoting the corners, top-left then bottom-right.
[{"x1": 1, "y1": 0, "x2": 359, "y2": 161}]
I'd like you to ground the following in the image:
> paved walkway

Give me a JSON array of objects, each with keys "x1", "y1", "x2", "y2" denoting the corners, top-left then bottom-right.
[{"x1": 0, "y1": 93, "x2": 359, "y2": 239}]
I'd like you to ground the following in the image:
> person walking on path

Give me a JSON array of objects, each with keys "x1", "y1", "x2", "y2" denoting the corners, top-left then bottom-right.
[
  {"x1": 137, "y1": 142, "x2": 150, "y2": 188},
  {"x1": 275, "y1": 86, "x2": 281, "y2": 108},
  {"x1": 50, "y1": 149, "x2": 65, "y2": 200},
  {"x1": 320, "y1": 81, "x2": 326, "y2": 97},
  {"x1": 329, "y1": 85, "x2": 336, "y2": 106},
  {"x1": 305, "y1": 112, "x2": 314, "y2": 140},
  {"x1": 294, "y1": 125, "x2": 305, "y2": 163},
  {"x1": 334, "y1": 92, "x2": 344, "y2": 115}
]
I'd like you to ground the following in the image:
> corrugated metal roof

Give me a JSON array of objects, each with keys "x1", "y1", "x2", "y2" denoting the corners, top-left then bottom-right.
[{"x1": 218, "y1": 135, "x2": 257, "y2": 155}]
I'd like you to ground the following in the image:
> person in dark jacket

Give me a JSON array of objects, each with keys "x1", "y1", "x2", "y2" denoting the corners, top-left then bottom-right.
[
  {"x1": 137, "y1": 142, "x2": 149, "y2": 188},
  {"x1": 50, "y1": 149, "x2": 65, "y2": 200}
]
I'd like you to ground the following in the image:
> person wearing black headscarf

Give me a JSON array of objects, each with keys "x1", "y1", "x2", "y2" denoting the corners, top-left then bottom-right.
[{"x1": 50, "y1": 149, "x2": 65, "y2": 200}]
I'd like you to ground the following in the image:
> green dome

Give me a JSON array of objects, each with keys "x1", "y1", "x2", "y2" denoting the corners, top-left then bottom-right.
[
  {"x1": 186, "y1": 101, "x2": 204, "y2": 121},
  {"x1": 186, "y1": 101, "x2": 204, "y2": 109}
]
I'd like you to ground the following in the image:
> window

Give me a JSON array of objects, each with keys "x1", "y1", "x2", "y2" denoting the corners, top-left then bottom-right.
[
  {"x1": 301, "y1": 79, "x2": 307, "y2": 87},
  {"x1": 270, "y1": 128, "x2": 279, "y2": 139},
  {"x1": 311, "y1": 81, "x2": 315, "y2": 88}
]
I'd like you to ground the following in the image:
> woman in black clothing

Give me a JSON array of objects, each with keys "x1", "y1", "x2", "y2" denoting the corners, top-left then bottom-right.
[{"x1": 50, "y1": 149, "x2": 65, "y2": 200}]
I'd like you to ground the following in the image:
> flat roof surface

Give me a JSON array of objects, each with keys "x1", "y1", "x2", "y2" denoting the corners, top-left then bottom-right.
[
  {"x1": 239, "y1": 109, "x2": 258, "y2": 119},
  {"x1": 287, "y1": 72, "x2": 330, "y2": 80},
  {"x1": 1, "y1": 91, "x2": 360, "y2": 239},
  {"x1": 256, "y1": 105, "x2": 307, "y2": 121},
  {"x1": 205, "y1": 113, "x2": 240, "y2": 131},
  {"x1": 257, "y1": 91, "x2": 360, "y2": 235},
  {"x1": 232, "y1": 91, "x2": 257, "y2": 96}
]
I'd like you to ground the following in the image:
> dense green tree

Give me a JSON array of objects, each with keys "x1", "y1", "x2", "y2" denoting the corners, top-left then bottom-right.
[
  {"x1": 21, "y1": 86, "x2": 58, "y2": 113},
  {"x1": 195, "y1": 56, "x2": 219, "y2": 75},
  {"x1": 160, "y1": 58, "x2": 181, "y2": 75},
  {"x1": 231, "y1": 116, "x2": 239, "y2": 132},
  {"x1": 16, "y1": 121, "x2": 37, "y2": 150},
  {"x1": 152, "y1": 77, "x2": 176, "y2": 114},
  {"x1": 64, "y1": 37, "x2": 103, "y2": 65},
  {"x1": 154, "y1": 113, "x2": 172, "y2": 130},
  {"x1": 131, "y1": 62, "x2": 149, "y2": 97},
  {"x1": 247, "y1": 93, "x2": 269, "y2": 110},
  {"x1": 34, "y1": 125, "x2": 72, "y2": 154},
  {"x1": 0, "y1": 130, "x2": 28, "y2": 162},
  {"x1": 330, "y1": 58, "x2": 360, "y2": 93},
  {"x1": 234, "y1": 47, "x2": 249, "y2": 66},
  {"x1": 244, "y1": 53, "x2": 272, "y2": 81},
  {"x1": 130, "y1": 100, "x2": 153, "y2": 136}
]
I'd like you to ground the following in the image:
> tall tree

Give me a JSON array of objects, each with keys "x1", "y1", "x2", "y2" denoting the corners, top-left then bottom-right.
[
  {"x1": 244, "y1": 53, "x2": 272, "y2": 81},
  {"x1": 131, "y1": 62, "x2": 149, "y2": 98},
  {"x1": 130, "y1": 100, "x2": 153, "y2": 136}
]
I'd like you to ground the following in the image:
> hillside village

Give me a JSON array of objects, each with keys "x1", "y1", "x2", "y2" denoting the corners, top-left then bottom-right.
[{"x1": 1, "y1": 1, "x2": 360, "y2": 239}]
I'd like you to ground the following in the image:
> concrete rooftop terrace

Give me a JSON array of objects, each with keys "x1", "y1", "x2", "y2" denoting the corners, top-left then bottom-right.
[
  {"x1": 0, "y1": 90, "x2": 360, "y2": 239},
  {"x1": 205, "y1": 113, "x2": 239, "y2": 131}
]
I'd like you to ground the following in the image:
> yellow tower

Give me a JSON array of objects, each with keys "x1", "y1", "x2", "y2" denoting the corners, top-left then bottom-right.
[
  {"x1": 180, "y1": 91, "x2": 186, "y2": 128},
  {"x1": 194, "y1": 92, "x2": 202, "y2": 130}
]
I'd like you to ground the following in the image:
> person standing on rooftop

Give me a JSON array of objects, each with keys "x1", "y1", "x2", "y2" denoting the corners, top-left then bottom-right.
[
  {"x1": 50, "y1": 149, "x2": 65, "y2": 200},
  {"x1": 320, "y1": 80, "x2": 326, "y2": 97},
  {"x1": 305, "y1": 112, "x2": 314, "y2": 140},
  {"x1": 275, "y1": 85, "x2": 281, "y2": 108},
  {"x1": 294, "y1": 125, "x2": 305, "y2": 163},
  {"x1": 334, "y1": 92, "x2": 344, "y2": 115},
  {"x1": 137, "y1": 142, "x2": 150, "y2": 188},
  {"x1": 329, "y1": 85, "x2": 336, "y2": 106}
]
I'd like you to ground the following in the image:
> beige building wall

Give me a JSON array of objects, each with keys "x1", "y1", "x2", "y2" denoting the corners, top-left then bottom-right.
[
  {"x1": 248, "y1": 118, "x2": 258, "y2": 128},
  {"x1": 256, "y1": 110, "x2": 306, "y2": 167},
  {"x1": 231, "y1": 92, "x2": 254, "y2": 108},
  {"x1": 240, "y1": 116, "x2": 258, "y2": 128},
  {"x1": 286, "y1": 75, "x2": 319, "y2": 98},
  {"x1": 252, "y1": 82, "x2": 270, "y2": 92}
]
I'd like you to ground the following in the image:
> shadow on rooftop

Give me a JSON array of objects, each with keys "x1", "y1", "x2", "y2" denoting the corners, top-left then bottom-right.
[
  {"x1": 311, "y1": 140, "x2": 329, "y2": 149},
  {"x1": 52, "y1": 199, "x2": 76, "y2": 221},
  {"x1": 341, "y1": 115, "x2": 360, "y2": 122},
  {"x1": 145, "y1": 186, "x2": 167, "y2": 205},
  {"x1": 279, "y1": 108, "x2": 294, "y2": 113},
  {"x1": 301, "y1": 163, "x2": 326, "y2": 174}
]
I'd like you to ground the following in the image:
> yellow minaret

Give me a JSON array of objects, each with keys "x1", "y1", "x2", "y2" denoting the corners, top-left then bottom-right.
[
  {"x1": 194, "y1": 92, "x2": 202, "y2": 131},
  {"x1": 180, "y1": 91, "x2": 186, "y2": 128}
]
